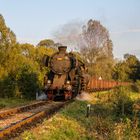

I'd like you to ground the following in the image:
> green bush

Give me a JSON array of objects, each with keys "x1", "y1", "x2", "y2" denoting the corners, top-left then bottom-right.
[
  {"x1": 0, "y1": 64, "x2": 40, "y2": 99},
  {"x1": 0, "y1": 74, "x2": 16, "y2": 98},
  {"x1": 17, "y1": 66, "x2": 39, "y2": 99},
  {"x1": 111, "y1": 86, "x2": 134, "y2": 118}
]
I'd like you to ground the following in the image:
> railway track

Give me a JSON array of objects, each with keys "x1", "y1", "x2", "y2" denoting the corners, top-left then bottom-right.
[
  {"x1": 0, "y1": 100, "x2": 72, "y2": 140},
  {"x1": 0, "y1": 101, "x2": 47, "y2": 119}
]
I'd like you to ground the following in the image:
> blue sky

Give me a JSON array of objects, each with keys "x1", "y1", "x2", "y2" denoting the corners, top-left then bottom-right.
[{"x1": 0, "y1": 0, "x2": 140, "y2": 59}]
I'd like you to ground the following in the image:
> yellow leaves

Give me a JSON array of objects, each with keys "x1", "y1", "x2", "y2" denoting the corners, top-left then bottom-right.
[
  {"x1": 0, "y1": 14, "x2": 16, "y2": 45},
  {"x1": 0, "y1": 66, "x2": 8, "y2": 79}
]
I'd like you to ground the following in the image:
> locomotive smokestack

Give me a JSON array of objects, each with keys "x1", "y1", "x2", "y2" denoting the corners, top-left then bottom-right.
[{"x1": 58, "y1": 46, "x2": 67, "y2": 53}]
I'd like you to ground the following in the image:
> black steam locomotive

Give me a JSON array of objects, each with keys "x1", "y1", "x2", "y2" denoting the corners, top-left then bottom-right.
[{"x1": 43, "y1": 46, "x2": 89, "y2": 100}]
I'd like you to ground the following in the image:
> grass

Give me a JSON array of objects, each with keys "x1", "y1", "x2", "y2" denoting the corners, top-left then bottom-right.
[
  {"x1": 0, "y1": 98, "x2": 32, "y2": 109},
  {"x1": 18, "y1": 88, "x2": 140, "y2": 140}
]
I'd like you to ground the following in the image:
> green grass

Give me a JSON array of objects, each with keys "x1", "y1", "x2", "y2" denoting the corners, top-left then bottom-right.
[
  {"x1": 0, "y1": 98, "x2": 32, "y2": 109},
  {"x1": 19, "y1": 89, "x2": 140, "y2": 140}
]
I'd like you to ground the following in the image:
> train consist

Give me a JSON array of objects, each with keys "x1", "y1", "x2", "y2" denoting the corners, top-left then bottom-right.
[
  {"x1": 43, "y1": 46, "x2": 89, "y2": 100},
  {"x1": 87, "y1": 78, "x2": 130, "y2": 91}
]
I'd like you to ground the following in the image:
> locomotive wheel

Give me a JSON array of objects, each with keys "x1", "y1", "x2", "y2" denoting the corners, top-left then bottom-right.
[
  {"x1": 47, "y1": 91, "x2": 54, "y2": 100},
  {"x1": 64, "y1": 91, "x2": 72, "y2": 100}
]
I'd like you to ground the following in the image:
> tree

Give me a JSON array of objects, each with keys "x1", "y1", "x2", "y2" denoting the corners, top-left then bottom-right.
[
  {"x1": 124, "y1": 54, "x2": 140, "y2": 81},
  {"x1": 37, "y1": 39, "x2": 55, "y2": 47},
  {"x1": 113, "y1": 62, "x2": 129, "y2": 81},
  {"x1": 0, "y1": 14, "x2": 42, "y2": 99},
  {"x1": 0, "y1": 14, "x2": 16, "y2": 66},
  {"x1": 113, "y1": 54, "x2": 140, "y2": 81},
  {"x1": 20, "y1": 43, "x2": 36, "y2": 61},
  {"x1": 80, "y1": 19, "x2": 114, "y2": 79},
  {"x1": 0, "y1": 14, "x2": 16, "y2": 46},
  {"x1": 81, "y1": 19, "x2": 113, "y2": 62}
]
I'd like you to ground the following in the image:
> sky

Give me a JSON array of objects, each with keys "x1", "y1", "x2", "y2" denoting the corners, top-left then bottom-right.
[{"x1": 0, "y1": 0, "x2": 140, "y2": 59}]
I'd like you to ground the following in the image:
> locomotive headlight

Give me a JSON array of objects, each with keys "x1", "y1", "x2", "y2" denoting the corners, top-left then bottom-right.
[
  {"x1": 47, "y1": 80, "x2": 51, "y2": 84},
  {"x1": 66, "y1": 81, "x2": 70, "y2": 84}
]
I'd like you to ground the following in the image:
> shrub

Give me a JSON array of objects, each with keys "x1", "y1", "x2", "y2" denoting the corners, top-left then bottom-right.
[
  {"x1": 17, "y1": 65, "x2": 39, "y2": 99},
  {"x1": 0, "y1": 64, "x2": 40, "y2": 99},
  {"x1": 0, "y1": 74, "x2": 16, "y2": 98},
  {"x1": 111, "y1": 86, "x2": 134, "y2": 118}
]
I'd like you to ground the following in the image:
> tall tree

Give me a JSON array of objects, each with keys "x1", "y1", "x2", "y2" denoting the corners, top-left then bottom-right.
[
  {"x1": 0, "y1": 14, "x2": 16, "y2": 46},
  {"x1": 80, "y1": 19, "x2": 114, "y2": 79},
  {"x1": 0, "y1": 14, "x2": 16, "y2": 66},
  {"x1": 81, "y1": 19, "x2": 113, "y2": 63}
]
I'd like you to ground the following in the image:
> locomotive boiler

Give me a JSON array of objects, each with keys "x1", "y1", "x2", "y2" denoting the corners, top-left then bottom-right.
[{"x1": 43, "y1": 46, "x2": 88, "y2": 100}]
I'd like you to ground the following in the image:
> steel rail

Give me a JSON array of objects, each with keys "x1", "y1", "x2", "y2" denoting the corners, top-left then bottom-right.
[
  {"x1": 0, "y1": 101, "x2": 47, "y2": 119},
  {"x1": 0, "y1": 100, "x2": 72, "y2": 140}
]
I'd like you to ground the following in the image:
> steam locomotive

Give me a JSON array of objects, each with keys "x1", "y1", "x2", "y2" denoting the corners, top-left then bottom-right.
[{"x1": 43, "y1": 46, "x2": 89, "y2": 100}]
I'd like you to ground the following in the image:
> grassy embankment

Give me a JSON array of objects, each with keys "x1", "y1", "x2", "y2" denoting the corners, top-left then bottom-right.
[
  {"x1": 0, "y1": 98, "x2": 32, "y2": 110},
  {"x1": 16, "y1": 87, "x2": 140, "y2": 139}
]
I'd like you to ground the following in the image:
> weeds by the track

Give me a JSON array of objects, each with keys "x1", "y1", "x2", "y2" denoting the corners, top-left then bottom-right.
[{"x1": 0, "y1": 98, "x2": 31, "y2": 109}]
